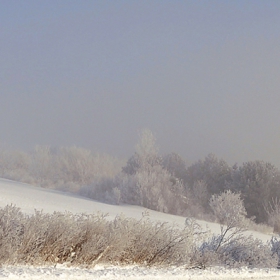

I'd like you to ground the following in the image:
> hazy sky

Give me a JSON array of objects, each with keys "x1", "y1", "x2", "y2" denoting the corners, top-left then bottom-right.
[{"x1": 1, "y1": 0, "x2": 280, "y2": 166}]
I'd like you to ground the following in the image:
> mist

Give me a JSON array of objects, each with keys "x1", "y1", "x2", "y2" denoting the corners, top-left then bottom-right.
[{"x1": 1, "y1": 1, "x2": 280, "y2": 167}]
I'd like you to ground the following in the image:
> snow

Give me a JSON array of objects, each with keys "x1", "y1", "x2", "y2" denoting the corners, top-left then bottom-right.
[
  {"x1": 1, "y1": 265, "x2": 280, "y2": 280},
  {"x1": 0, "y1": 178, "x2": 279, "y2": 279}
]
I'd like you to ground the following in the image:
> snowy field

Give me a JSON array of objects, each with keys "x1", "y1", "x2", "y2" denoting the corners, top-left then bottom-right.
[{"x1": 0, "y1": 178, "x2": 279, "y2": 279}]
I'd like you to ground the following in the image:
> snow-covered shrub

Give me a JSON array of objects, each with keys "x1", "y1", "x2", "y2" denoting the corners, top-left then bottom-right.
[
  {"x1": 96, "y1": 214, "x2": 195, "y2": 266},
  {"x1": 0, "y1": 205, "x2": 197, "y2": 267},
  {"x1": 188, "y1": 190, "x2": 278, "y2": 268},
  {"x1": 0, "y1": 205, "x2": 25, "y2": 263},
  {"x1": 197, "y1": 234, "x2": 277, "y2": 268},
  {"x1": 270, "y1": 235, "x2": 280, "y2": 267},
  {"x1": 0, "y1": 204, "x2": 277, "y2": 269},
  {"x1": 220, "y1": 236, "x2": 277, "y2": 268}
]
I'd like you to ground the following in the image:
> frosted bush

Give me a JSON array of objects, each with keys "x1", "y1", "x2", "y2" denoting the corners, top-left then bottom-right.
[
  {"x1": 0, "y1": 204, "x2": 277, "y2": 269},
  {"x1": 197, "y1": 234, "x2": 277, "y2": 268}
]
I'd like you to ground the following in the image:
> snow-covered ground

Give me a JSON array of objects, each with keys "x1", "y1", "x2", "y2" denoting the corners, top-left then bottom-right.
[
  {"x1": 1, "y1": 264, "x2": 280, "y2": 280},
  {"x1": 0, "y1": 178, "x2": 279, "y2": 279}
]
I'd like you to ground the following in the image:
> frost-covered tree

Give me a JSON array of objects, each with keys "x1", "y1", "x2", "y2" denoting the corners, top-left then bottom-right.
[
  {"x1": 162, "y1": 152, "x2": 187, "y2": 183},
  {"x1": 122, "y1": 129, "x2": 162, "y2": 175},
  {"x1": 0, "y1": 149, "x2": 31, "y2": 182},
  {"x1": 135, "y1": 164, "x2": 187, "y2": 214},
  {"x1": 186, "y1": 154, "x2": 232, "y2": 195},
  {"x1": 189, "y1": 180, "x2": 209, "y2": 216},
  {"x1": 229, "y1": 160, "x2": 280, "y2": 223},
  {"x1": 29, "y1": 146, "x2": 55, "y2": 187},
  {"x1": 209, "y1": 190, "x2": 248, "y2": 252},
  {"x1": 210, "y1": 190, "x2": 247, "y2": 228},
  {"x1": 122, "y1": 129, "x2": 187, "y2": 214},
  {"x1": 265, "y1": 197, "x2": 280, "y2": 233},
  {"x1": 57, "y1": 146, "x2": 94, "y2": 186}
]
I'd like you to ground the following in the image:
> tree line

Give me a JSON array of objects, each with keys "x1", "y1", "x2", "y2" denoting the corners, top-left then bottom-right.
[{"x1": 1, "y1": 129, "x2": 280, "y2": 232}]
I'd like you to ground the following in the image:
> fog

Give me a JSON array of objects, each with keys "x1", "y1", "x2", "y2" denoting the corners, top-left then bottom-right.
[{"x1": 1, "y1": 1, "x2": 280, "y2": 166}]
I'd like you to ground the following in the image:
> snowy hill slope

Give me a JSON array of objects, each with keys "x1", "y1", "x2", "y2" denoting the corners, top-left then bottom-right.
[
  {"x1": 0, "y1": 178, "x2": 272, "y2": 242},
  {"x1": 1, "y1": 178, "x2": 280, "y2": 279}
]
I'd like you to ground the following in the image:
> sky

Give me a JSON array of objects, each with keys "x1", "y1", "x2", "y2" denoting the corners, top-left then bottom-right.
[{"x1": 1, "y1": 0, "x2": 280, "y2": 167}]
